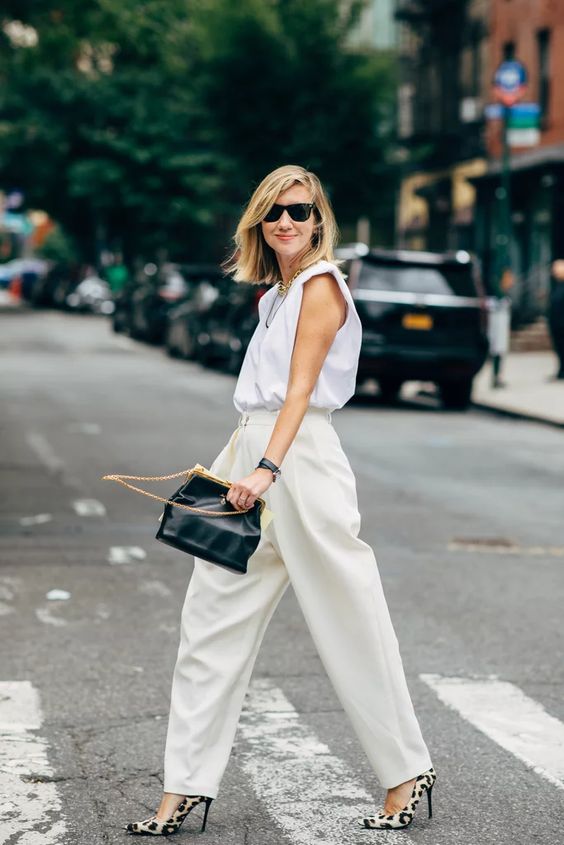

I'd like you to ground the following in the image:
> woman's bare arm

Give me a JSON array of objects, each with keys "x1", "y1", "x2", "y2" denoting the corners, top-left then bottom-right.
[{"x1": 226, "y1": 272, "x2": 346, "y2": 510}]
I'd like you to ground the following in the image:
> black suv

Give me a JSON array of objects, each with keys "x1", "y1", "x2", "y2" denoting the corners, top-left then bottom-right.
[{"x1": 343, "y1": 248, "x2": 489, "y2": 410}]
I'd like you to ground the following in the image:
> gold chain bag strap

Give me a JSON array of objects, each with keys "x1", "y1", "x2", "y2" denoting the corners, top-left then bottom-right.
[{"x1": 102, "y1": 464, "x2": 267, "y2": 573}]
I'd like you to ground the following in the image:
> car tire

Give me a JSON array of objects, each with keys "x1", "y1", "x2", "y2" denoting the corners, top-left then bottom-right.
[
  {"x1": 439, "y1": 379, "x2": 473, "y2": 410},
  {"x1": 378, "y1": 377, "x2": 403, "y2": 402},
  {"x1": 165, "y1": 326, "x2": 179, "y2": 357},
  {"x1": 112, "y1": 313, "x2": 127, "y2": 334},
  {"x1": 181, "y1": 328, "x2": 197, "y2": 360}
]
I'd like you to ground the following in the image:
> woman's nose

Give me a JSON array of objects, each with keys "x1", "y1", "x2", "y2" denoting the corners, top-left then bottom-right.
[{"x1": 277, "y1": 210, "x2": 293, "y2": 227}]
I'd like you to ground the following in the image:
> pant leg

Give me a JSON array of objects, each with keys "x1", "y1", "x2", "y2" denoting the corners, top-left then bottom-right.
[
  {"x1": 162, "y1": 425, "x2": 289, "y2": 798},
  {"x1": 265, "y1": 412, "x2": 433, "y2": 789}
]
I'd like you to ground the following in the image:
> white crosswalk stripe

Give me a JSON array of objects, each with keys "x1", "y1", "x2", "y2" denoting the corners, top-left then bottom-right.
[
  {"x1": 237, "y1": 679, "x2": 410, "y2": 844},
  {"x1": 3, "y1": 673, "x2": 563, "y2": 843},
  {"x1": 421, "y1": 674, "x2": 564, "y2": 791},
  {"x1": 0, "y1": 681, "x2": 67, "y2": 843}
]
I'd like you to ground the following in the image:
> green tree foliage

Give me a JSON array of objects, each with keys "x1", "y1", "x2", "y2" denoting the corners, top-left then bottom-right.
[
  {"x1": 192, "y1": 0, "x2": 397, "y2": 226},
  {"x1": 0, "y1": 1, "x2": 397, "y2": 264}
]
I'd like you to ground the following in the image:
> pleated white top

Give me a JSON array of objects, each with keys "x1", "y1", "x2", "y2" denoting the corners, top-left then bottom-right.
[{"x1": 232, "y1": 260, "x2": 362, "y2": 413}]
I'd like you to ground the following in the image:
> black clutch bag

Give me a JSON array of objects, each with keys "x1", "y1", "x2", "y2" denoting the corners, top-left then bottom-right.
[{"x1": 102, "y1": 464, "x2": 266, "y2": 574}]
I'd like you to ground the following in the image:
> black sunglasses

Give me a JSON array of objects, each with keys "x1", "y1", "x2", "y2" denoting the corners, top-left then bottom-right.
[{"x1": 263, "y1": 202, "x2": 315, "y2": 223}]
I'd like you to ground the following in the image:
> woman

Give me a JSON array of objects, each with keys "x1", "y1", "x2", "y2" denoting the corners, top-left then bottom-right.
[{"x1": 125, "y1": 165, "x2": 436, "y2": 836}]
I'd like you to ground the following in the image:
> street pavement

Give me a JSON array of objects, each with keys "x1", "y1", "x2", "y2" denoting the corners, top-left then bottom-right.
[{"x1": 1, "y1": 308, "x2": 563, "y2": 845}]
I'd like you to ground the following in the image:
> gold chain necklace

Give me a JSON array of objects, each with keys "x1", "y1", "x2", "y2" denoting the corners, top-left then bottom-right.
[
  {"x1": 265, "y1": 267, "x2": 304, "y2": 328},
  {"x1": 277, "y1": 266, "x2": 303, "y2": 296}
]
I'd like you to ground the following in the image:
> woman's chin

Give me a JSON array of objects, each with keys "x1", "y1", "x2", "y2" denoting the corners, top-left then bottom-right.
[{"x1": 272, "y1": 242, "x2": 306, "y2": 261}]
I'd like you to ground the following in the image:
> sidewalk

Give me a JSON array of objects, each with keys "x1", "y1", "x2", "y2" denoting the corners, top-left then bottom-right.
[
  {"x1": 473, "y1": 351, "x2": 564, "y2": 428},
  {"x1": 0, "y1": 290, "x2": 27, "y2": 311}
]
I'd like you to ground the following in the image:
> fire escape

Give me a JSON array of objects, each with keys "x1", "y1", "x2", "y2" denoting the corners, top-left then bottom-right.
[{"x1": 395, "y1": 0, "x2": 486, "y2": 250}]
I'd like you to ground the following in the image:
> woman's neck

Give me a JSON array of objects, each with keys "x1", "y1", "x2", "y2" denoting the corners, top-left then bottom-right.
[{"x1": 276, "y1": 251, "x2": 308, "y2": 284}]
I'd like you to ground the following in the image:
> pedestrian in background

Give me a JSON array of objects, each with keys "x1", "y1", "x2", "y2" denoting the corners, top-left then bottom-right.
[
  {"x1": 548, "y1": 259, "x2": 564, "y2": 380},
  {"x1": 125, "y1": 164, "x2": 436, "y2": 837}
]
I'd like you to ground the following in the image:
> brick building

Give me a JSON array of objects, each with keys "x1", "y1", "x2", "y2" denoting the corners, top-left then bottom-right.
[
  {"x1": 395, "y1": 0, "x2": 490, "y2": 253},
  {"x1": 473, "y1": 0, "x2": 564, "y2": 323},
  {"x1": 396, "y1": 0, "x2": 564, "y2": 324}
]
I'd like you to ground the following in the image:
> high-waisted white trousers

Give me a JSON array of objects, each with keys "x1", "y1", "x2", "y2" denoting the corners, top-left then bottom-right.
[{"x1": 163, "y1": 407, "x2": 432, "y2": 798}]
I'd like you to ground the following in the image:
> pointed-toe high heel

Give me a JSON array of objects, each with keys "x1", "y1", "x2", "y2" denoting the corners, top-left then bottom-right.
[
  {"x1": 358, "y1": 767, "x2": 436, "y2": 830},
  {"x1": 124, "y1": 795, "x2": 213, "y2": 836}
]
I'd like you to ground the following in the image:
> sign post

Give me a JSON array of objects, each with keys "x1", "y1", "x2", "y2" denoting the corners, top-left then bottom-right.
[{"x1": 488, "y1": 60, "x2": 528, "y2": 387}]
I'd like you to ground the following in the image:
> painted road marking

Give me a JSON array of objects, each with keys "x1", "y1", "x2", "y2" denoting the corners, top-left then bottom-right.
[
  {"x1": 0, "y1": 681, "x2": 67, "y2": 842},
  {"x1": 46, "y1": 589, "x2": 71, "y2": 601},
  {"x1": 25, "y1": 432, "x2": 65, "y2": 474},
  {"x1": 26, "y1": 430, "x2": 83, "y2": 492},
  {"x1": 19, "y1": 513, "x2": 53, "y2": 526},
  {"x1": 137, "y1": 579, "x2": 172, "y2": 598},
  {"x1": 72, "y1": 498, "x2": 106, "y2": 517},
  {"x1": 107, "y1": 546, "x2": 147, "y2": 565},
  {"x1": 237, "y1": 679, "x2": 409, "y2": 844},
  {"x1": 421, "y1": 674, "x2": 564, "y2": 791},
  {"x1": 35, "y1": 607, "x2": 68, "y2": 627},
  {"x1": 67, "y1": 422, "x2": 101, "y2": 434}
]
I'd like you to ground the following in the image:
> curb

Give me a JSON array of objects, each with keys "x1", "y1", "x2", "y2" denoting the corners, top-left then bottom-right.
[{"x1": 471, "y1": 399, "x2": 564, "y2": 430}]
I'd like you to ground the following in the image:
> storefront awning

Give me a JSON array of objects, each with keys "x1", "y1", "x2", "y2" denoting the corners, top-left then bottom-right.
[{"x1": 470, "y1": 143, "x2": 564, "y2": 183}]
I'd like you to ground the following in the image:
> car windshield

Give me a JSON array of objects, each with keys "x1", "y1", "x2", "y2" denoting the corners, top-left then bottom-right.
[{"x1": 358, "y1": 261, "x2": 477, "y2": 297}]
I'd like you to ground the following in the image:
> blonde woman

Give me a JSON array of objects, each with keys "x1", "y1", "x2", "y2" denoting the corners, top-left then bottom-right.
[{"x1": 125, "y1": 165, "x2": 436, "y2": 836}]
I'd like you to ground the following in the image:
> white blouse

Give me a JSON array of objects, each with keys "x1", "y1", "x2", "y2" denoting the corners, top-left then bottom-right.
[{"x1": 232, "y1": 260, "x2": 362, "y2": 413}]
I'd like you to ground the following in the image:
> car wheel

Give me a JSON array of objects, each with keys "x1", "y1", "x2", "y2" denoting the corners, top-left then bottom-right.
[
  {"x1": 112, "y1": 312, "x2": 126, "y2": 333},
  {"x1": 181, "y1": 327, "x2": 197, "y2": 359},
  {"x1": 439, "y1": 379, "x2": 473, "y2": 410},
  {"x1": 165, "y1": 325, "x2": 179, "y2": 357},
  {"x1": 378, "y1": 377, "x2": 403, "y2": 402}
]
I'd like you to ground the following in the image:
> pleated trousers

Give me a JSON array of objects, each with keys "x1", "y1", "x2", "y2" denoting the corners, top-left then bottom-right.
[{"x1": 163, "y1": 407, "x2": 432, "y2": 798}]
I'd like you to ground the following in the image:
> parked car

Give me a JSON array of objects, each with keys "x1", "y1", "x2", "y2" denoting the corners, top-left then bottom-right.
[
  {"x1": 127, "y1": 263, "x2": 192, "y2": 343},
  {"x1": 66, "y1": 275, "x2": 115, "y2": 314},
  {"x1": 195, "y1": 281, "x2": 269, "y2": 373},
  {"x1": 346, "y1": 248, "x2": 489, "y2": 409},
  {"x1": 165, "y1": 268, "x2": 229, "y2": 359}
]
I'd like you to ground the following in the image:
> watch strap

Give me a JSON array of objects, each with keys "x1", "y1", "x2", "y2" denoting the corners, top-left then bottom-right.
[{"x1": 256, "y1": 457, "x2": 281, "y2": 480}]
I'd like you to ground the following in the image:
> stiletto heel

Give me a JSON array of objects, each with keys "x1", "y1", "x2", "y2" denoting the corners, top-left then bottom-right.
[
  {"x1": 426, "y1": 782, "x2": 433, "y2": 818},
  {"x1": 358, "y1": 767, "x2": 437, "y2": 830},
  {"x1": 124, "y1": 794, "x2": 213, "y2": 836},
  {"x1": 200, "y1": 797, "x2": 213, "y2": 833}
]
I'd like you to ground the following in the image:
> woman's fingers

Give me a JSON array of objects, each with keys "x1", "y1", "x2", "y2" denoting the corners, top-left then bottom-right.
[{"x1": 227, "y1": 484, "x2": 254, "y2": 510}]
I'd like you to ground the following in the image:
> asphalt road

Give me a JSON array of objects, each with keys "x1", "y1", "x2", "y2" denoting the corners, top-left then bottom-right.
[{"x1": 1, "y1": 309, "x2": 563, "y2": 845}]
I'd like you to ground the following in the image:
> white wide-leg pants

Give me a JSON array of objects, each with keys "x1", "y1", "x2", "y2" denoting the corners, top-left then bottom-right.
[{"x1": 163, "y1": 407, "x2": 432, "y2": 798}]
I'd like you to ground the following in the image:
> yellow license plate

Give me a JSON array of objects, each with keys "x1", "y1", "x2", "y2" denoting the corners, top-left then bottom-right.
[{"x1": 402, "y1": 313, "x2": 433, "y2": 330}]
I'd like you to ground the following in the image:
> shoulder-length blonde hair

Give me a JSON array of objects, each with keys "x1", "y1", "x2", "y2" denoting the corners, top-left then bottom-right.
[{"x1": 223, "y1": 164, "x2": 341, "y2": 284}]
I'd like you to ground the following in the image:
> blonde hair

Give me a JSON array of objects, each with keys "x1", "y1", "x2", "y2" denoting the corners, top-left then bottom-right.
[{"x1": 223, "y1": 164, "x2": 341, "y2": 284}]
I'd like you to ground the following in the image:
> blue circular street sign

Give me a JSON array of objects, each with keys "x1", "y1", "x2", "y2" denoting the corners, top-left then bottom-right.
[{"x1": 493, "y1": 60, "x2": 528, "y2": 106}]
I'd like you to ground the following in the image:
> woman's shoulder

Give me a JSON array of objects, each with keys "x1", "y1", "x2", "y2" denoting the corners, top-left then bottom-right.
[{"x1": 297, "y1": 259, "x2": 345, "y2": 286}]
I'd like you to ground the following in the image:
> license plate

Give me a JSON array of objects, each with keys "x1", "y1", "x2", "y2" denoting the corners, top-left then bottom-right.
[{"x1": 402, "y1": 313, "x2": 433, "y2": 330}]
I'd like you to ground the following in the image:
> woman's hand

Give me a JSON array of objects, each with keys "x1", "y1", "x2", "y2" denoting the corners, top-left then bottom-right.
[{"x1": 226, "y1": 468, "x2": 273, "y2": 511}]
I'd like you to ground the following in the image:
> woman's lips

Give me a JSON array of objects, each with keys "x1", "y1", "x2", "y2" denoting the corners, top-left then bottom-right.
[{"x1": 275, "y1": 235, "x2": 296, "y2": 241}]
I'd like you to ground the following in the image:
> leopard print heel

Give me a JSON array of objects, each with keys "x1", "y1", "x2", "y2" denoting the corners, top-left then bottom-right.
[
  {"x1": 358, "y1": 767, "x2": 436, "y2": 830},
  {"x1": 124, "y1": 795, "x2": 213, "y2": 836}
]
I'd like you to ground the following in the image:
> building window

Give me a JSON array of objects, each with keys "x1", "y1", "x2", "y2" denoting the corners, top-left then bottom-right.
[
  {"x1": 503, "y1": 41, "x2": 515, "y2": 61},
  {"x1": 537, "y1": 28, "x2": 551, "y2": 123}
]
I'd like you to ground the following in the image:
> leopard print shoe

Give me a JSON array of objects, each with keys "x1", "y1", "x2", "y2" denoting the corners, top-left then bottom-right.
[
  {"x1": 358, "y1": 767, "x2": 436, "y2": 830},
  {"x1": 124, "y1": 795, "x2": 213, "y2": 835}
]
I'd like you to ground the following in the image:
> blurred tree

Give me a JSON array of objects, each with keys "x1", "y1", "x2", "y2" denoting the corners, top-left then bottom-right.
[
  {"x1": 191, "y1": 0, "x2": 398, "y2": 243},
  {"x1": 0, "y1": 0, "x2": 222, "y2": 263},
  {"x1": 38, "y1": 223, "x2": 78, "y2": 264},
  {"x1": 0, "y1": 0, "x2": 397, "y2": 264}
]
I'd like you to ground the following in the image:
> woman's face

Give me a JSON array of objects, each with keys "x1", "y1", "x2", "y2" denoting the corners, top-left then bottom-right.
[{"x1": 260, "y1": 184, "x2": 316, "y2": 263}]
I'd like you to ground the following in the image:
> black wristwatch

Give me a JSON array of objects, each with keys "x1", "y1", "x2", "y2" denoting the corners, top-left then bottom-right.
[{"x1": 256, "y1": 458, "x2": 281, "y2": 482}]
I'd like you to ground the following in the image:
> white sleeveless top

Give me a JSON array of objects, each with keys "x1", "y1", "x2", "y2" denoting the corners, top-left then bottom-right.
[{"x1": 233, "y1": 260, "x2": 362, "y2": 413}]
